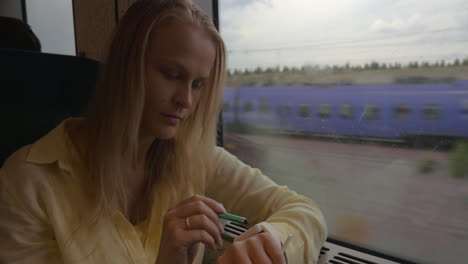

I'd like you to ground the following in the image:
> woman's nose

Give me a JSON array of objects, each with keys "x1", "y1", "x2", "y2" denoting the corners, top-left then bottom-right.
[{"x1": 173, "y1": 84, "x2": 192, "y2": 109}]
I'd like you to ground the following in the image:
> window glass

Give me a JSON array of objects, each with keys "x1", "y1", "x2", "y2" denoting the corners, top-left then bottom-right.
[
  {"x1": 363, "y1": 104, "x2": 380, "y2": 120},
  {"x1": 422, "y1": 104, "x2": 441, "y2": 120},
  {"x1": 243, "y1": 102, "x2": 254, "y2": 112},
  {"x1": 25, "y1": 0, "x2": 75, "y2": 55},
  {"x1": 340, "y1": 104, "x2": 353, "y2": 119},
  {"x1": 220, "y1": 1, "x2": 468, "y2": 263},
  {"x1": 277, "y1": 104, "x2": 292, "y2": 116},
  {"x1": 258, "y1": 98, "x2": 270, "y2": 113},
  {"x1": 318, "y1": 103, "x2": 331, "y2": 118},
  {"x1": 394, "y1": 104, "x2": 411, "y2": 120},
  {"x1": 298, "y1": 104, "x2": 311, "y2": 118},
  {"x1": 463, "y1": 99, "x2": 468, "y2": 114},
  {"x1": 223, "y1": 102, "x2": 230, "y2": 112}
]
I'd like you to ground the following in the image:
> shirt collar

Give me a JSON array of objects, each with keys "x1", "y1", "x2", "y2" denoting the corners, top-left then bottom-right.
[{"x1": 26, "y1": 117, "x2": 85, "y2": 173}]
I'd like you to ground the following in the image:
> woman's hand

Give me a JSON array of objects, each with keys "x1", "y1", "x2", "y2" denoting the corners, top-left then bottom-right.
[
  {"x1": 216, "y1": 232, "x2": 287, "y2": 264},
  {"x1": 155, "y1": 195, "x2": 226, "y2": 264}
]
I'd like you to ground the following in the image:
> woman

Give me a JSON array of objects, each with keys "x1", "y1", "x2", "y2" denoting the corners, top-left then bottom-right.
[{"x1": 0, "y1": 0, "x2": 327, "y2": 263}]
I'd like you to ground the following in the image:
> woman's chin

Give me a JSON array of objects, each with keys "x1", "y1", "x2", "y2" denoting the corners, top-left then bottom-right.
[{"x1": 154, "y1": 128, "x2": 177, "y2": 140}]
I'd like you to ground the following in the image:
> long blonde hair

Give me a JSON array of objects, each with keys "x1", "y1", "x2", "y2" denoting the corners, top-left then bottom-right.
[{"x1": 83, "y1": 0, "x2": 226, "y2": 224}]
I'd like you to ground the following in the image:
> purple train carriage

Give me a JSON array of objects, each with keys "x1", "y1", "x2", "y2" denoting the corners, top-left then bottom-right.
[{"x1": 222, "y1": 80, "x2": 468, "y2": 145}]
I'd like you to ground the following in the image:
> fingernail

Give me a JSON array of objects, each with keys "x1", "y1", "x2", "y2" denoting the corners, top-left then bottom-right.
[
  {"x1": 218, "y1": 203, "x2": 226, "y2": 212},
  {"x1": 218, "y1": 222, "x2": 224, "y2": 232},
  {"x1": 220, "y1": 239, "x2": 224, "y2": 249}
]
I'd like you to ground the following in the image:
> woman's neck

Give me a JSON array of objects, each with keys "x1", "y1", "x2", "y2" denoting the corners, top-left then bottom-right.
[{"x1": 124, "y1": 163, "x2": 150, "y2": 225}]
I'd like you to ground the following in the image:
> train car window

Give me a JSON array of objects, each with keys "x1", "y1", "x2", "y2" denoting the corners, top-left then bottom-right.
[
  {"x1": 339, "y1": 104, "x2": 353, "y2": 119},
  {"x1": 243, "y1": 102, "x2": 253, "y2": 112},
  {"x1": 318, "y1": 103, "x2": 331, "y2": 118},
  {"x1": 277, "y1": 104, "x2": 292, "y2": 116},
  {"x1": 24, "y1": 0, "x2": 75, "y2": 55},
  {"x1": 363, "y1": 104, "x2": 380, "y2": 120},
  {"x1": 223, "y1": 102, "x2": 230, "y2": 112},
  {"x1": 462, "y1": 99, "x2": 468, "y2": 114},
  {"x1": 220, "y1": 0, "x2": 468, "y2": 263},
  {"x1": 422, "y1": 104, "x2": 441, "y2": 120},
  {"x1": 394, "y1": 104, "x2": 411, "y2": 120},
  {"x1": 258, "y1": 98, "x2": 270, "y2": 113},
  {"x1": 298, "y1": 104, "x2": 311, "y2": 118}
]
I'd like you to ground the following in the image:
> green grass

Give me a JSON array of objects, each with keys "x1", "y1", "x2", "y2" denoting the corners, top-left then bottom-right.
[
  {"x1": 449, "y1": 140, "x2": 468, "y2": 179},
  {"x1": 226, "y1": 66, "x2": 468, "y2": 87},
  {"x1": 418, "y1": 158, "x2": 437, "y2": 174}
]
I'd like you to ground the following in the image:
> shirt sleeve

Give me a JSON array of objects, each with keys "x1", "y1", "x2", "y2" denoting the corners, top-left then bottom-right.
[
  {"x1": 206, "y1": 147, "x2": 328, "y2": 264},
  {"x1": 0, "y1": 169, "x2": 63, "y2": 264}
]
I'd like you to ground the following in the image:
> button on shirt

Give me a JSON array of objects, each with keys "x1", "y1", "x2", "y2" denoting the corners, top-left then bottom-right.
[{"x1": 0, "y1": 118, "x2": 327, "y2": 264}]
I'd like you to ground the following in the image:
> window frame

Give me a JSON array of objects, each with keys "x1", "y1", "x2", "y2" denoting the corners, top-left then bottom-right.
[{"x1": 462, "y1": 99, "x2": 468, "y2": 114}]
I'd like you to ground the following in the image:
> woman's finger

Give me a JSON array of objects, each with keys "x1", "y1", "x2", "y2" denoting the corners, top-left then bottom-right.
[
  {"x1": 173, "y1": 199, "x2": 225, "y2": 233},
  {"x1": 246, "y1": 237, "x2": 272, "y2": 264},
  {"x1": 258, "y1": 233, "x2": 286, "y2": 264},
  {"x1": 175, "y1": 195, "x2": 226, "y2": 213},
  {"x1": 184, "y1": 214, "x2": 223, "y2": 248},
  {"x1": 181, "y1": 229, "x2": 217, "y2": 250},
  {"x1": 217, "y1": 242, "x2": 252, "y2": 264}
]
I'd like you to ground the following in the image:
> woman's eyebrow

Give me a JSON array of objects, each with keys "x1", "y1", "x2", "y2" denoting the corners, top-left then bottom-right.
[
  {"x1": 161, "y1": 58, "x2": 210, "y2": 79},
  {"x1": 160, "y1": 59, "x2": 187, "y2": 72}
]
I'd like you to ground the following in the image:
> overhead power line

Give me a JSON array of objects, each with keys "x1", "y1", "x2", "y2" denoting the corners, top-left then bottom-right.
[{"x1": 227, "y1": 27, "x2": 468, "y2": 54}]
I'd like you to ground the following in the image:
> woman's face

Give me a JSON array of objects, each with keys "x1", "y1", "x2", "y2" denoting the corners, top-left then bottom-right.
[{"x1": 142, "y1": 22, "x2": 216, "y2": 140}]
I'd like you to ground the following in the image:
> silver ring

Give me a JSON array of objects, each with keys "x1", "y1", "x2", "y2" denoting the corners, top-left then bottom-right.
[{"x1": 185, "y1": 216, "x2": 191, "y2": 230}]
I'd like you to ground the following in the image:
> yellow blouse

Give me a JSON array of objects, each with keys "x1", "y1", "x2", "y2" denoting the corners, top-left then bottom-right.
[{"x1": 0, "y1": 118, "x2": 327, "y2": 264}]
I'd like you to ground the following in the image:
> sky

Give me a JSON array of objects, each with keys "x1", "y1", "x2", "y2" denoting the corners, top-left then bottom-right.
[
  {"x1": 219, "y1": 0, "x2": 468, "y2": 70},
  {"x1": 26, "y1": 0, "x2": 75, "y2": 55}
]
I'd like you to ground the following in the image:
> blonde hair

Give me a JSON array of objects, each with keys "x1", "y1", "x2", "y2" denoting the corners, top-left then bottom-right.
[{"x1": 82, "y1": 0, "x2": 226, "y2": 225}]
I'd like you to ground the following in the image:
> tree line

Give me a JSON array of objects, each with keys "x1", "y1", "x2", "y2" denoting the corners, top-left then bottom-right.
[{"x1": 227, "y1": 57, "x2": 468, "y2": 76}]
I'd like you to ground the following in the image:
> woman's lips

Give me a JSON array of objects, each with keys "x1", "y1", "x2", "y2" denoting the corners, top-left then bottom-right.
[{"x1": 161, "y1": 113, "x2": 182, "y2": 125}]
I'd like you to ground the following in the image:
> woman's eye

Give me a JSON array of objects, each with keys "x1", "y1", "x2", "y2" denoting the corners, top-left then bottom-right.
[
  {"x1": 192, "y1": 80, "x2": 205, "y2": 90},
  {"x1": 161, "y1": 70, "x2": 181, "y2": 80}
]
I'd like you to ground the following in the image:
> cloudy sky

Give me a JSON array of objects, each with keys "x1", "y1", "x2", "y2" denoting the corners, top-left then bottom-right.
[
  {"x1": 26, "y1": 0, "x2": 75, "y2": 55},
  {"x1": 219, "y1": 0, "x2": 468, "y2": 70}
]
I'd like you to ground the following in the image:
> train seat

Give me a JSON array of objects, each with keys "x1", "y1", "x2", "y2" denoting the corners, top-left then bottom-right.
[{"x1": 0, "y1": 48, "x2": 99, "y2": 166}]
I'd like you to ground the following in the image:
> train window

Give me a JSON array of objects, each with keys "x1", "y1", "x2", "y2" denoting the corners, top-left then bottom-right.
[
  {"x1": 258, "y1": 98, "x2": 270, "y2": 113},
  {"x1": 422, "y1": 104, "x2": 441, "y2": 120},
  {"x1": 220, "y1": 1, "x2": 468, "y2": 263},
  {"x1": 339, "y1": 104, "x2": 353, "y2": 119},
  {"x1": 363, "y1": 104, "x2": 380, "y2": 120},
  {"x1": 318, "y1": 103, "x2": 331, "y2": 118},
  {"x1": 298, "y1": 104, "x2": 311, "y2": 118},
  {"x1": 243, "y1": 102, "x2": 253, "y2": 112},
  {"x1": 24, "y1": 0, "x2": 76, "y2": 55},
  {"x1": 277, "y1": 104, "x2": 292, "y2": 116},
  {"x1": 223, "y1": 102, "x2": 230, "y2": 112},
  {"x1": 394, "y1": 104, "x2": 411, "y2": 120},
  {"x1": 462, "y1": 99, "x2": 468, "y2": 114}
]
